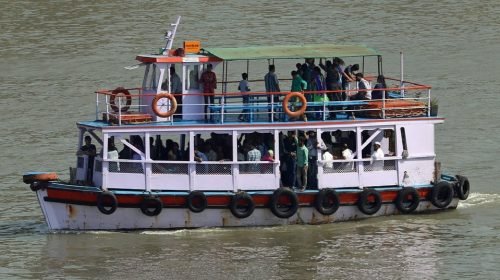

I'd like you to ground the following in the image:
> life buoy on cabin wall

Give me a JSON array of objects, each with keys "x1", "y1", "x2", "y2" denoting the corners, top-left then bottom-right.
[
  {"x1": 269, "y1": 188, "x2": 299, "y2": 219},
  {"x1": 186, "y1": 191, "x2": 207, "y2": 213},
  {"x1": 23, "y1": 172, "x2": 59, "y2": 184},
  {"x1": 429, "y1": 181, "x2": 454, "y2": 208},
  {"x1": 455, "y1": 175, "x2": 470, "y2": 200},
  {"x1": 152, "y1": 93, "x2": 178, "y2": 118},
  {"x1": 229, "y1": 192, "x2": 255, "y2": 219},
  {"x1": 357, "y1": 189, "x2": 382, "y2": 215},
  {"x1": 110, "y1": 87, "x2": 132, "y2": 112},
  {"x1": 283, "y1": 92, "x2": 307, "y2": 118},
  {"x1": 96, "y1": 191, "x2": 118, "y2": 215},
  {"x1": 140, "y1": 196, "x2": 163, "y2": 216},
  {"x1": 395, "y1": 187, "x2": 420, "y2": 214},
  {"x1": 314, "y1": 188, "x2": 340, "y2": 216}
]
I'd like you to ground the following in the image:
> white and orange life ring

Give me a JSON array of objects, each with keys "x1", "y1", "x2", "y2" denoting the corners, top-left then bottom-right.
[
  {"x1": 282, "y1": 92, "x2": 307, "y2": 118},
  {"x1": 152, "y1": 93, "x2": 178, "y2": 118}
]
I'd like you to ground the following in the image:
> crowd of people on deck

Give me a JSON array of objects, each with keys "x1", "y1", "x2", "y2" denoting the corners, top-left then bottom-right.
[
  {"x1": 79, "y1": 130, "x2": 388, "y2": 188},
  {"x1": 199, "y1": 58, "x2": 389, "y2": 122},
  {"x1": 157, "y1": 57, "x2": 390, "y2": 122}
]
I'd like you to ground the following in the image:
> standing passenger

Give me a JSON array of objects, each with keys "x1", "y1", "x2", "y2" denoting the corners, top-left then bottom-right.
[
  {"x1": 238, "y1": 73, "x2": 250, "y2": 121},
  {"x1": 264, "y1": 65, "x2": 281, "y2": 121},
  {"x1": 170, "y1": 67, "x2": 183, "y2": 118},
  {"x1": 199, "y1": 64, "x2": 217, "y2": 122},
  {"x1": 296, "y1": 136, "x2": 309, "y2": 191}
]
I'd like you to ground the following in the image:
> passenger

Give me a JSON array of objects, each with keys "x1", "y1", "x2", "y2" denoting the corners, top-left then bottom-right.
[
  {"x1": 238, "y1": 72, "x2": 250, "y2": 122},
  {"x1": 370, "y1": 141, "x2": 385, "y2": 171},
  {"x1": 282, "y1": 131, "x2": 298, "y2": 188},
  {"x1": 296, "y1": 136, "x2": 309, "y2": 191},
  {"x1": 341, "y1": 144, "x2": 354, "y2": 170},
  {"x1": 262, "y1": 149, "x2": 274, "y2": 162},
  {"x1": 301, "y1": 58, "x2": 316, "y2": 91},
  {"x1": 306, "y1": 130, "x2": 324, "y2": 188},
  {"x1": 372, "y1": 75, "x2": 387, "y2": 100},
  {"x1": 310, "y1": 66, "x2": 328, "y2": 120},
  {"x1": 170, "y1": 67, "x2": 183, "y2": 118},
  {"x1": 167, "y1": 142, "x2": 181, "y2": 161},
  {"x1": 295, "y1": 63, "x2": 303, "y2": 78},
  {"x1": 264, "y1": 64, "x2": 281, "y2": 121},
  {"x1": 77, "y1": 135, "x2": 97, "y2": 157},
  {"x1": 247, "y1": 143, "x2": 261, "y2": 161},
  {"x1": 199, "y1": 64, "x2": 217, "y2": 122},
  {"x1": 205, "y1": 143, "x2": 217, "y2": 161},
  {"x1": 107, "y1": 138, "x2": 120, "y2": 172},
  {"x1": 290, "y1": 71, "x2": 308, "y2": 121},
  {"x1": 349, "y1": 73, "x2": 372, "y2": 100},
  {"x1": 118, "y1": 139, "x2": 131, "y2": 159},
  {"x1": 322, "y1": 146, "x2": 334, "y2": 170},
  {"x1": 247, "y1": 143, "x2": 261, "y2": 173},
  {"x1": 77, "y1": 135, "x2": 97, "y2": 184}
]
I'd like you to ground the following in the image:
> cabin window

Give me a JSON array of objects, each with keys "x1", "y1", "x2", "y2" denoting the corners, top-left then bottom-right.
[
  {"x1": 143, "y1": 64, "x2": 158, "y2": 90},
  {"x1": 361, "y1": 128, "x2": 396, "y2": 172},
  {"x1": 238, "y1": 131, "x2": 275, "y2": 174},
  {"x1": 149, "y1": 132, "x2": 188, "y2": 174},
  {"x1": 107, "y1": 134, "x2": 145, "y2": 174},
  {"x1": 194, "y1": 132, "x2": 233, "y2": 175},
  {"x1": 360, "y1": 128, "x2": 395, "y2": 158}
]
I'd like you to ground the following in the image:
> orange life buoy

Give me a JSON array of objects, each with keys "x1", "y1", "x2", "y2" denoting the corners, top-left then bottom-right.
[
  {"x1": 152, "y1": 93, "x2": 178, "y2": 118},
  {"x1": 110, "y1": 87, "x2": 132, "y2": 112},
  {"x1": 283, "y1": 92, "x2": 307, "y2": 118},
  {"x1": 23, "y1": 172, "x2": 59, "y2": 184}
]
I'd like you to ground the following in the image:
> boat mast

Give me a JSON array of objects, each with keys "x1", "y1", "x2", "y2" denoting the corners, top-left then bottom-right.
[{"x1": 162, "y1": 16, "x2": 181, "y2": 55}]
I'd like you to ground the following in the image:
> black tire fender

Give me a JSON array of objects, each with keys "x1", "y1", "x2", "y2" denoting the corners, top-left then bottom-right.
[
  {"x1": 429, "y1": 181, "x2": 454, "y2": 208},
  {"x1": 97, "y1": 191, "x2": 118, "y2": 215},
  {"x1": 186, "y1": 191, "x2": 207, "y2": 213},
  {"x1": 229, "y1": 192, "x2": 255, "y2": 219},
  {"x1": 140, "y1": 196, "x2": 163, "y2": 216},
  {"x1": 395, "y1": 187, "x2": 420, "y2": 214},
  {"x1": 269, "y1": 188, "x2": 299, "y2": 219},
  {"x1": 314, "y1": 188, "x2": 340, "y2": 215},
  {"x1": 455, "y1": 175, "x2": 470, "y2": 200},
  {"x1": 357, "y1": 189, "x2": 382, "y2": 215}
]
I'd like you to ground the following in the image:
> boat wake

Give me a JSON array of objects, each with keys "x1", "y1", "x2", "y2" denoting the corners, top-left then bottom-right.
[{"x1": 457, "y1": 192, "x2": 500, "y2": 209}]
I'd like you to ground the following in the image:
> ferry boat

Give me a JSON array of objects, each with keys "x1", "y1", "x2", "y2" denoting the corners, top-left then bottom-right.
[{"x1": 23, "y1": 17, "x2": 471, "y2": 230}]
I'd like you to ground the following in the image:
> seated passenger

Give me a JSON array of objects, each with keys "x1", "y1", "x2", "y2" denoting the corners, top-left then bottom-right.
[
  {"x1": 107, "y1": 139, "x2": 120, "y2": 172},
  {"x1": 349, "y1": 73, "x2": 372, "y2": 100},
  {"x1": 341, "y1": 144, "x2": 354, "y2": 170},
  {"x1": 322, "y1": 147, "x2": 334, "y2": 169},
  {"x1": 370, "y1": 142, "x2": 384, "y2": 171}
]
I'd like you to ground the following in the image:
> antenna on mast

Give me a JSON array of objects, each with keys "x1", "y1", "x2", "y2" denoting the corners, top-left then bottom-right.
[{"x1": 162, "y1": 16, "x2": 181, "y2": 55}]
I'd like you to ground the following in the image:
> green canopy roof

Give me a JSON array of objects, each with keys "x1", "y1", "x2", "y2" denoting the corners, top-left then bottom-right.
[{"x1": 202, "y1": 44, "x2": 379, "y2": 61}]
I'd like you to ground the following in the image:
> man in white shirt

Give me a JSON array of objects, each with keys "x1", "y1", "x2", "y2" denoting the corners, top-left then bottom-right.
[
  {"x1": 341, "y1": 144, "x2": 354, "y2": 170},
  {"x1": 370, "y1": 141, "x2": 384, "y2": 171},
  {"x1": 322, "y1": 147, "x2": 334, "y2": 169}
]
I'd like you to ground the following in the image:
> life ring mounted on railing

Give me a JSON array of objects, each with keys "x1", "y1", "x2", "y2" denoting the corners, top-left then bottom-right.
[
  {"x1": 152, "y1": 93, "x2": 178, "y2": 118},
  {"x1": 110, "y1": 87, "x2": 132, "y2": 112},
  {"x1": 283, "y1": 92, "x2": 307, "y2": 118}
]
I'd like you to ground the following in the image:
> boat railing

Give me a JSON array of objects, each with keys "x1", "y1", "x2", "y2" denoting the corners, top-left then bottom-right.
[
  {"x1": 94, "y1": 78, "x2": 432, "y2": 125},
  {"x1": 99, "y1": 158, "x2": 279, "y2": 191}
]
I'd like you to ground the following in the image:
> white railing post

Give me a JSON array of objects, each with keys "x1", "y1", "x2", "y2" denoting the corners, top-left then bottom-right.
[
  {"x1": 400, "y1": 51, "x2": 405, "y2": 97},
  {"x1": 118, "y1": 96, "x2": 122, "y2": 126},
  {"x1": 427, "y1": 88, "x2": 431, "y2": 117},
  {"x1": 95, "y1": 92, "x2": 99, "y2": 120}
]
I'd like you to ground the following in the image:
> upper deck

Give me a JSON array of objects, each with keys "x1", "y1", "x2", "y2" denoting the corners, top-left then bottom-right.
[{"x1": 89, "y1": 42, "x2": 435, "y2": 129}]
